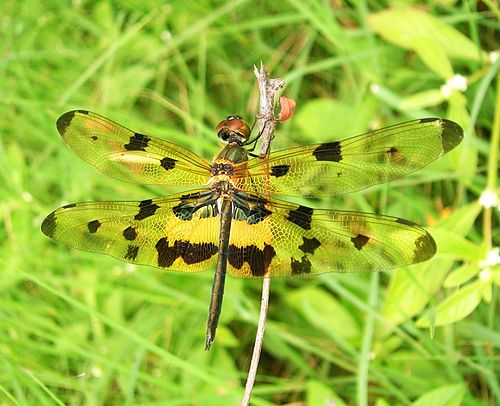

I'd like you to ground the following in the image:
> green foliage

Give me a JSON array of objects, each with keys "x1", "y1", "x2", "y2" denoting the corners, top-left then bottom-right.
[{"x1": 0, "y1": 0, "x2": 498, "y2": 404}]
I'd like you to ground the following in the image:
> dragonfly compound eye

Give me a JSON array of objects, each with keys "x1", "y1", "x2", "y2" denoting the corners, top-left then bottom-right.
[{"x1": 216, "y1": 116, "x2": 251, "y2": 143}]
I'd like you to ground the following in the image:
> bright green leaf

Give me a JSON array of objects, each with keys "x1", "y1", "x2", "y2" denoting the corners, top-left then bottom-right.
[
  {"x1": 417, "y1": 280, "x2": 484, "y2": 327},
  {"x1": 400, "y1": 88, "x2": 447, "y2": 111},
  {"x1": 373, "y1": 335, "x2": 403, "y2": 359},
  {"x1": 368, "y1": 8, "x2": 485, "y2": 64},
  {"x1": 431, "y1": 229, "x2": 484, "y2": 261},
  {"x1": 293, "y1": 98, "x2": 375, "y2": 142},
  {"x1": 447, "y1": 92, "x2": 478, "y2": 178},
  {"x1": 411, "y1": 35, "x2": 453, "y2": 78},
  {"x1": 444, "y1": 263, "x2": 480, "y2": 287},
  {"x1": 492, "y1": 269, "x2": 500, "y2": 285},
  {"x1": 306, "y1": 380, "x2": 347, "y2": 406},
  {"x1": 481, "y1": 282, "x2": 492, "y2": 303},
  {"x1": 287, "y1": 286, "x2": 360, "y2": 340},
  {"x1": 412, "y1": 383, "x2": 466, "y2": 406},
  {"x1": 375, "y1": 398, "x2": 391, "y2": 406},
  {"x1": 435, "y1": 201, "x2": 481, "y2": 235},
  {"x1": 381, "y1": 258, "x2": 452, "y2": 327}
]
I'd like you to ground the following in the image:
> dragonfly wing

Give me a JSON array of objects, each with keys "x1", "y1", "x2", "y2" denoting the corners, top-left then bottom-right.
[
  {"x1": 41, "y1": 189, "x2": 220, "y2": 272},
  {"x1": 57, "y1": 110, "x2": 212, "y2": 185},
  {"x1": 240, "y1": 118, "x2": 463, "y2": 197},
  {"x1": 227, "y1": 192, "x2": 435, "y2": 278}
]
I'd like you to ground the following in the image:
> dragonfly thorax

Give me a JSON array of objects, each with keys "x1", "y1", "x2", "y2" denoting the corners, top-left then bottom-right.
[
  {"x1": 210, "y1": 178, "x2": 236, "y2": 198},
  {"x1": 210, "y1": 161, "x2": 234, "y2": 176}
]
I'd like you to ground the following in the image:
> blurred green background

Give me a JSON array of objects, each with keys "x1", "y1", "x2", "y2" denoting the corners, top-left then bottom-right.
[{"x1": 1, "y1": 0, "x2": 499, "y2": 405}]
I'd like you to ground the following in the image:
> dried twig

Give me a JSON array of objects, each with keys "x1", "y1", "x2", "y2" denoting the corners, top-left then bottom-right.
[{"x1": 241, "y1": 63, "x2": 284, "y2": 406}]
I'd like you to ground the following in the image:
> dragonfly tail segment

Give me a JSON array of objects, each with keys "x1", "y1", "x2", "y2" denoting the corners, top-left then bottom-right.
[{"x1": 205, "y1": 196, "x2": 233, "y2": 350}]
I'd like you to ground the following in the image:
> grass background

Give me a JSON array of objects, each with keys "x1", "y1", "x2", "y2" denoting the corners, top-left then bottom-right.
[{"x1": 1, "y1": 0, "x2": 499, "y2": 405}]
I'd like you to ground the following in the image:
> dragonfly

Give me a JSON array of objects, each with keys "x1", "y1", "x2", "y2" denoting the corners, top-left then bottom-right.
[{"x1": 42, "y1": 110, "x2": 463, "y2": 349}]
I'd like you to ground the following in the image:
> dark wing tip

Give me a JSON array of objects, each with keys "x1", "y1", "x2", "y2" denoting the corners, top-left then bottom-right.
[
  {"x1": 56, "y1": 110, "x2": 89, "y2": 135},
  {"x1": 41, "y1": 211, "x2": 57, "y2": 238},
  {"x1": 440, "y1": 119, "x2": 464, "y2": 153},
  {"x1": 413, "y1": 231, "x2": 437, "y2": 264},
  {"x1": 419, "y1": 118, "x2": 464, "y2": 153}
]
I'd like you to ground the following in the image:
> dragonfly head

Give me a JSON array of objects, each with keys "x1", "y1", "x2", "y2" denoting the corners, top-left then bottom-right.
[{"x1": 216, "y1": 116, "x2": 251, "y2": 145}]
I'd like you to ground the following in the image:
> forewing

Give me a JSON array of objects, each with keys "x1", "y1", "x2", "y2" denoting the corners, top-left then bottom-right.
[
  {"x1": 227, "y1": 193, "x2": 435, "y2": 278},
  {"x1": 41, "y1": 189, "x2": 220, "y2": 272},
  {"x1": 56, "y1": 110, "x2": 212, "y2": 185},
  {"x1": 239, "y1": 118, "x2": 463, "y2": 197}
]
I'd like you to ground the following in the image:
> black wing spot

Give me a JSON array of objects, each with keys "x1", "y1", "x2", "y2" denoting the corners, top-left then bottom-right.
[
  {"x1": 299, "y1": 237, "x2": 321, "y2": 254},
  {"x1": 123, "y1": 226, "x2": 137, "y2": 240},
  {"x1": 155, "y1": 238, "x2": 170, "y2": 267},
  {"x1": 247, "y1": 206, "x2": 271, "y2": 224},
  {"x1": 386, "y1": 146, "x2": 399, "y2": 158},
  {"x1": 173, "y1": 197, "x2": 216, "y2": 221},
  {"x1": 88, "y1": 220, "x2": 101, "y2": 233},
  {"x1": 160, "y1": 157, "x2": 177, "y2": 170},
  {"x1": 181, "y1": 191, "x2": 208, "y2": 200},
  {"x1": 270, "y1": 164, "x2": 290, "y2": 177},
  {"x1": 419, "y1": 118, "x2": 438, "y2": 123},
  {"x1": 228, "y1": 244, "x2": 276, "y2": 277},
  {"x1": 351, "y1": 234, "x2": 369, "y2": 250},
  {"x1": 234, "y1": 202, "x2": 271, "y2": 225},
  {"x1": 41, "y1": 212, "x2": 56, "y2": 237},
  {"x1": 124, "y1": 133, "x2": 150, "y2": 151},
  {"x1": 312, "y1": 141, "x2": 342, "y2": 162},
  {"x1": 91, "y1": 136, "x2": 98, "y2": 141},
  {"x1": 173, "y1": 203, "x2": 196, "y2": 221},
  {"x1": 396, "y1": 217, "x2": 415, "y2": 226},
  {"x1": 155, "y1": 237, "x2": 217, "y2": 268},
  {"x1": 124, "y1": 244, "x2": 139, "y2": 260},
  {"x1": 135, "y1": 199, "x2": 160, "y2": 220},
  {"x1": 287, "y1": 206, "x2": 314, "y2": 230},
  {"x1": 385, "y1": 146, "x2": 406, "y2": 164},
  {"x1": 291, "y1": 255, "x2": 312, "y2": 275}
]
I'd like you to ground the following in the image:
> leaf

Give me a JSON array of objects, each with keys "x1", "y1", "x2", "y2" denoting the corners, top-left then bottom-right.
[
  {"x1": 416, "y1": 280, "x2": 484, "y2": 327},
  {"x1": 293, "y1": 98, "x2": 375, "y2": 142},
  {"x1": 492, "y1": 269, "x2": 500, "y2": 285},
  {"x1": 381, "y1": 258, "x2": 452, "y2": 326},
  {"x1": 447, "y1": 93, "x2": 478, "y2": 178},
  {"x1": 436, "y1": 201, "x2": 481, "y2": 235},
  {"x1": 382, "y1": 202, "x2": 478, "y2": 328},
  {"x1": 287, "y1": 286, "x2": 360, "y2": 340},
  {"x1": 481, "y1": 283, "x2": 492, "y2": 303},
  {"x1": 444, "y1": 263, "x2": 480, "y2": 287},
  {"x1": 306, "y1": 380, "x2": 347, "y2": 406},
  {"x1": 412, "y1": 383, "x2": 465, "y2": 406},
  {"x1": 368, "y1": 8, "x2": 486, "y2": 70},
  {"x1": 373, "y1": 335, "x2": 403, "y2": 359},
  {"x1": 431, "y1": 229, "x2": 484, "y2": 261},
  {"x1": 410, "y1": 35, "x2": 453, "y2": 78},
  {"x1": 375, "y1": 398, "x2": 391, "y2": 406},
  {"x1": 400, "y1": 88, "x2": 447, "y2": 111}
]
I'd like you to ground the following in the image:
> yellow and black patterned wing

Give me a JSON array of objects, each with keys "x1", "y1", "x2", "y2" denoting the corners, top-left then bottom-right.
[
  {"x1": 227, "y1": 192, "x2": 435, "y2": 278},
  {"x1": 41, "y1": 189, "x2": 220, "y2": 272},
  {"x1": 238, "y1": 118, "x2": 463, "y2": 197},
  {"x1": 56, "y1": 110, "x2": 212, "y2": 186}
]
